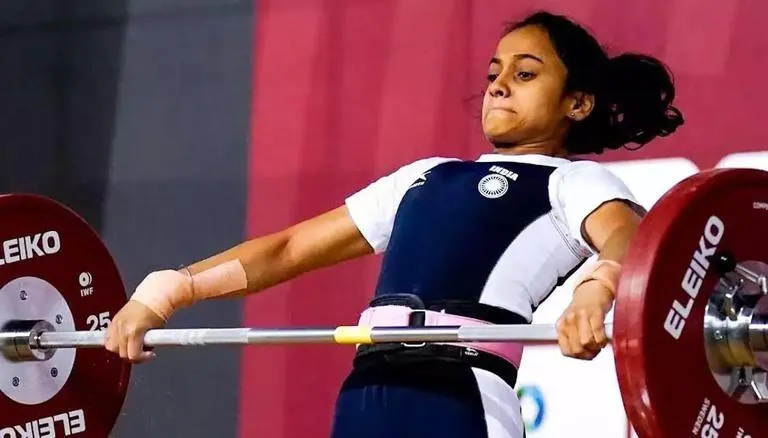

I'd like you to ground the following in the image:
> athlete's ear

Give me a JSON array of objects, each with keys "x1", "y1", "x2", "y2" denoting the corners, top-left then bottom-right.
[{"x1": 567, "y1": 92, "x2": 595, "y2": 122}]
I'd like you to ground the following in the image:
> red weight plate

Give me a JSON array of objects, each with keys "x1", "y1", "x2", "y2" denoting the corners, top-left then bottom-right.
[
  {"x1": 0, "y1": 194, "x2": 130, "y2": 437},
  {"x1": 615, "y1": 168, "x2": 767, "y2": 438}
]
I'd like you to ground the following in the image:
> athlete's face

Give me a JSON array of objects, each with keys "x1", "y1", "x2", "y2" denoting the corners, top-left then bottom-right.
[{"x1": 481, "y1": 25, "x2": 576, "y2": 150}]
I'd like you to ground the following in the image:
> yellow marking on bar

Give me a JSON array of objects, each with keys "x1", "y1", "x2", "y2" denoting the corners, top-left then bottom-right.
[{"x1": 333, "y1": 326, "x2": 373, "y2": 344}]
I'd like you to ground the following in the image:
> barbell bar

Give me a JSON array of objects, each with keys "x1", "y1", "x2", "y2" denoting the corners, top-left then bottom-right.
[{"x1": 15, "y1": 322, "x2": 610, "y2": 351}]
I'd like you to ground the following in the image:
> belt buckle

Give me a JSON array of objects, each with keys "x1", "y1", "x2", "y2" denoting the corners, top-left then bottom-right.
[{"x1": 401, "y1": 309, "x2": 427, "y2": 348}]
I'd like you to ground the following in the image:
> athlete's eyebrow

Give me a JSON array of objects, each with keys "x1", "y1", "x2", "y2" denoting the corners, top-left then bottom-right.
[{"x1": 489, "y1": 54, "x2": 545, "y2": 66}]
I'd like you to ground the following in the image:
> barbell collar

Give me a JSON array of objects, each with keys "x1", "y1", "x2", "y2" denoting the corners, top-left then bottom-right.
[
  {"x1": 0, "y1": 319, "x2": 55, "y2": 362},
  {"x1": 714, "y1": 250, "x2": 768, "y2": 294},
  {"x1": 752, "y1": 321, "x2": 768, "y2": 353}
]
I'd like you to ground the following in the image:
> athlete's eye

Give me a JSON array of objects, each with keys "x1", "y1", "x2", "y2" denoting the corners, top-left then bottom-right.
[{"x1": 517, "y1": 71, "x2": 536, "y2": 81}]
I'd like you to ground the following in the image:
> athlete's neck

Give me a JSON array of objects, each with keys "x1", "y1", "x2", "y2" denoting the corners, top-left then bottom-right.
[{"x1": 490, "y1": 139, "x2": 568, "y2": 158}]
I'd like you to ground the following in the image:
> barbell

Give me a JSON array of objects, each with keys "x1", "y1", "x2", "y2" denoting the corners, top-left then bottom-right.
[{"x1": 0, "y1": 168, "x2": 767, "y2": 438}]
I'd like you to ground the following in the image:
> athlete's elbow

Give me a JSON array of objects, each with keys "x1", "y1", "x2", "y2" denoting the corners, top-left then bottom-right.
[
  {"x1": 281, "y1": 206, "x2": 374, "y2": 275},
  {"x1": 275, "y1": 229, "x2": 312, "y2": 279},
  {"x1": 594, "y1": 223, "x2": 638, "y2": 262},
  {"x1": 279, "y1": 226, "x2": 339, "y2": 278}
]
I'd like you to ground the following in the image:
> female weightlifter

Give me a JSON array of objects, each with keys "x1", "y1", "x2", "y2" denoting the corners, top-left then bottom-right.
[{"x1": 105, "y1": 10, "x2": 684, "y2": 438}]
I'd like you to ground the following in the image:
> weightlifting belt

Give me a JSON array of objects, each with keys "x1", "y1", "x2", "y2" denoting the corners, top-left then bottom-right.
[
  {"x1": 357, "y1": 305, "x2": 524, "y2": 368},
  {"x1": 352, "y1": 294, "x2": 526, "y2": 388}
]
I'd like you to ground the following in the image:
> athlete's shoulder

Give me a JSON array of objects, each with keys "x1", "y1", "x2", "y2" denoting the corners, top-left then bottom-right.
[
  {"x1": 344, "y1": 156, "x2": 464, "y2": 254},
  {"x1": 554, "y1": 158, "x2": 601, "y2": 170},
  {"x1": 384, "y1": 156, "x2": 463, "y2": 180},
  {"x1": 560, "y1": 158, "x2": 606, "y2": 169},
  {"x1": 552, "y1": 159, "x2": 627, "y2": 186},
  {"x1": 549, "y1": 157, "x2": 642, "y2": 252},
  {"x1": 397, "y1": 156, "x2": 463, "y2": 171}
]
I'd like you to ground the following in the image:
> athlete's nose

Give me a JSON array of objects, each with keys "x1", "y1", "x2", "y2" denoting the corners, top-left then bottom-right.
[{"x1": 488, "y1": 78, "x2": 511, "y2": 99}]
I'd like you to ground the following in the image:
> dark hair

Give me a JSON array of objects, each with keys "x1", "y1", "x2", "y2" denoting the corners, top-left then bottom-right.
[{"x1": 506, "y1": 11, "x2": 684, "y2": 154}]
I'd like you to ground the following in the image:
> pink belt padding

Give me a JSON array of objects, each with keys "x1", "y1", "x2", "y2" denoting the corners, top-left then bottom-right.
[{"x1": 358, "y1": 305, "x2": 523, "y2": 368}]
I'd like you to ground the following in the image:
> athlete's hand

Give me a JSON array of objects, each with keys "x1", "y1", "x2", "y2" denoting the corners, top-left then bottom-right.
[
  {"x1": 105, "y1": 300, "x2": 165, "y2": 363},
  {"x1": 555, "y1": 280, "x2": 613, "y2": 360},
  {"x1": 105, "y1": 270, "x2": 188, "y2": 363}
]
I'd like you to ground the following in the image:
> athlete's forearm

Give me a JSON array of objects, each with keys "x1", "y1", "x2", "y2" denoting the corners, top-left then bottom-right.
[
  {"x1": 130, "y1": 232, "x2": 294, "y2": 321},
  {"x1": 182, "y1": 231, "x2": 295, "y2": 299},
  {"x1": 131, "y1": 206, "x2": 372, "y2": 320},
  {"x1": 573, "y1": 223, "x2": 638, "y2": 306}
]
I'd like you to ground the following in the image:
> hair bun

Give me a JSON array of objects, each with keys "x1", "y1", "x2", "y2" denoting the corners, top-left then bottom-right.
[{"x1": 601, "y1": 53, "x2": 684, "y2": 148}]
